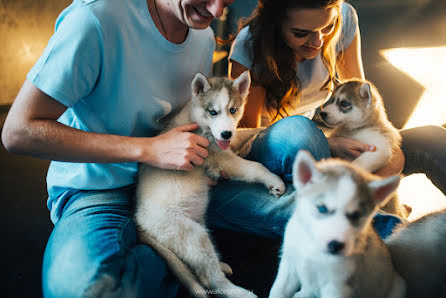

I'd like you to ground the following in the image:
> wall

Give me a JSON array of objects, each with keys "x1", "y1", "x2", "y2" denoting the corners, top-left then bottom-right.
[{"x1": 0, "y1": 0, "x2": 71, "y2": 105}]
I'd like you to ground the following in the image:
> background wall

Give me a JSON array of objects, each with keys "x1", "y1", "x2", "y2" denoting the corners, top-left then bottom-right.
[{"x1": 0, "y1": 0, "x2": 71, "y2": 105}]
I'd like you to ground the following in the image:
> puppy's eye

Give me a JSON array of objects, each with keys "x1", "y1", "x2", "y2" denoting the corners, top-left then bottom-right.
[
  {"x1": 346, "y1": 211, "x2": 361, "y2": 221},
  {"x1": 340, "y1": 100, "x2": 351, "y2": 108},
  {"x1": 208, "y1": 109, "x2": 217, "y2": 116},
  {"x1": 317, "y1": 205, "x2": 329, "y2": 214},
  {"x1": 229, "y1": 107, "x2": 237, "y2": 114}
]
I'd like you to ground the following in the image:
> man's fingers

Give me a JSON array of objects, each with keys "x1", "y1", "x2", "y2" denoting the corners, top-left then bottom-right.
[
  {"x1": 190, "y1": 154, "x2": 204, "y2": 166},
  {"x1": 192, "y1": 134, "x2": 210, "y2": 148},
  {"x1": 193, "y1": 144, "x2": 209, "y2": 159},
  {"x1": 176, "y1": 123, "x2": 200, "y2": 132}
]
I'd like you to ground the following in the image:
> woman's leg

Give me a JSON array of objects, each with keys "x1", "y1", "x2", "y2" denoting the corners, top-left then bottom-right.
[
  {"x1": 401, "y1": 125, "x2": 446, "y2": 194},
  {"x1": 208, "y1": 116, "x2": 330, "y2": 238},
  {"x1": 42, "y1": 186, "x2": 179, "y2": 298},
  {"x1": 246, "y1": 116, "x2": 331, "y2": 183}
]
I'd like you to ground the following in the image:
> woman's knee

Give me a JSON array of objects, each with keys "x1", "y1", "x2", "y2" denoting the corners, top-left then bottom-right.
[{"x1": 249, "y1": 116, "x2": 330, "y2": 180}]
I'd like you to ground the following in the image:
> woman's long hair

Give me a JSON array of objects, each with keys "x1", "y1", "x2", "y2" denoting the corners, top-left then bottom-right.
[{"x1": 241, "y1": 0, "x2": 343, "y2": 122}]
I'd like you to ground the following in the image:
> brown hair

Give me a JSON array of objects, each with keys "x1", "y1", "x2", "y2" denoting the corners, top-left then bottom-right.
[{"x1": 241, "y1": 0, "x2": 343, "y2": 122}]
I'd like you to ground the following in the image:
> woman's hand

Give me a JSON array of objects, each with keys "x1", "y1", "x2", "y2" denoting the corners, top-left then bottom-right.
[
  {"x1": 327, "y1": 136, "x2": 405, "y2": 176},
  {"x1": 327, "y1": 136, "x2": 376, "y2": 161}
]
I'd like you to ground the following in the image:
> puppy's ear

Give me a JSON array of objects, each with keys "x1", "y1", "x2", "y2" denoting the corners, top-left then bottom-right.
[
  {"x1": 359, "y1": 82, "x2": 372, "y2": 107},
  {"x1": 232, "y1": 71, "x2": 251, "y2": 99},
  {"x1": 368, "y1": 175, "x2": 401, "y2": 205},
  {"x1": 192, "y1": 73, "x2": 211, "y2": 96},
  {"x1": 292, "y1": 150, "x2": 320, "y2": 190}
]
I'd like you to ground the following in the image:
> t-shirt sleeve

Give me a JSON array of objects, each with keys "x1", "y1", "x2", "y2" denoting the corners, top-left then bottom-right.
[
  {"x1": 336, "y1": 2, "x2": 359, "y2": 53},
  {"x1": 27, "y1": 6, "x2": 103, "y2": 108},
  {"x1": 228, "y1": 26, "x2": 254, "y2": 70}
]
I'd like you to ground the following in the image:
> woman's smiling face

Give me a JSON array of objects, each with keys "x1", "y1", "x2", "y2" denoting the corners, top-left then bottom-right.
[{"x1": 281, "y1": 7, "x2": 339, "y2": 62}]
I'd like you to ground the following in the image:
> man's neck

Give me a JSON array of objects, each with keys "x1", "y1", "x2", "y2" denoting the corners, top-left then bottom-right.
[{"x1": 148, "y1": 0, "x2": 189, "y2": 44}]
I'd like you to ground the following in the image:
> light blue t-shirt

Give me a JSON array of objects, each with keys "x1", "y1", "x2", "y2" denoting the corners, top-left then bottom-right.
[
  {"x1": 27, "y1": 0, "x2": 215, "y2": 223},
  {"x1": 229, "y1": 2, "x2": 358, "y2": 124}
]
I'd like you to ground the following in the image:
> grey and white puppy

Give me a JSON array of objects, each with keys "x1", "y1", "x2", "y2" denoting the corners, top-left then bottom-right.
[
  {"x1": 386, "y1": 209, "x2": 446, "y2": 298},
  {"x1": 269, "y1": 151, "x2": 406, "y2": 298},
  {"x1": 314, "y1": 79, "x2": 401, "y2": 173},
  {"x1": 135, "y1": 71, "x2": 285, "y2": 298}
]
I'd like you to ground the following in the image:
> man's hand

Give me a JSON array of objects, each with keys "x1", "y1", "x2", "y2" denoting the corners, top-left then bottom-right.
[{"x1": 139, "y1": 123, "x2": 210, "y2": 171}]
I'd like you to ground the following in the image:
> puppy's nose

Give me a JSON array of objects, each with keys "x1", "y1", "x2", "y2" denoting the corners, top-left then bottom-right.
[
  {"x1": 320, "y1": 112, "x2": 327, "y2": 120},
  {"x1": 327, "y1": 240, "x2": 345, "y2": 254},
  {"x1": 221, "y1": 131, "x2": 232, "y2": 140}
]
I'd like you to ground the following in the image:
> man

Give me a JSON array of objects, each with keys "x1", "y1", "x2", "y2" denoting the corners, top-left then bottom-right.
[{"x1": 2, "y1": 0, "x2": 234, "y2": 296}]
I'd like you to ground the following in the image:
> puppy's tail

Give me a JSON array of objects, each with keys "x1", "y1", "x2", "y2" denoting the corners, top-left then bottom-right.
[{"x1": 138, "y1": 229, "x2": 209, "y2": 298}]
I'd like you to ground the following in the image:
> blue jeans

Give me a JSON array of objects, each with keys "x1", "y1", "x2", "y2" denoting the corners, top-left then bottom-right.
[{"x1": 42, "y1": 116, "x2": 330, "y2": 297}]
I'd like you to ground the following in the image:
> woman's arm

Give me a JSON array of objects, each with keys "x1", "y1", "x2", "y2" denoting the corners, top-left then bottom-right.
[
  {"x1": 1, "y1": 80, "x2": 209, "y2": 171},
  {"x1": 336, "y1": 29, "x2": 365, "y2": 81},
  {"x1": 229, "y1": 60, "x2": 266, "y2": 128}
]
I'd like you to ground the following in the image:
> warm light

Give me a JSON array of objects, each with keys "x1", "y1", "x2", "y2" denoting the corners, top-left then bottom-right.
[
  {"x1": 380, "y1": 46, "x2": 446, "y2": 130},
  {"x1": 381, "y1": 46, "x2": 446, "y2": 220}
]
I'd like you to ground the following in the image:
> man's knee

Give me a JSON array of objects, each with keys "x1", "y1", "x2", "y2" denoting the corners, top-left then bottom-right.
[{"x1": 43, "y1": 236, "x2": 176, "y2": 298}]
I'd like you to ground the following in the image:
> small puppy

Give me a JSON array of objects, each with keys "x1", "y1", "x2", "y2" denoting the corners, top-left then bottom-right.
[
  {"x1": 314, "y1": 79, "x2": 401, "y2": 173},
  {"x1": 269, "y1": 151, "x2": 406, "y2": 298},
  {"x1": 386, "y1": 209, "x2": 446, "y2": 298},
  {"x1": 135, "y1": 71, "x2": 285, "y2": 298}
]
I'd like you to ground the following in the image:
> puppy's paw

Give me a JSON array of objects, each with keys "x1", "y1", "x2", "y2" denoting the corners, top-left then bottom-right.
[{"x1": 267, "y1": 175, "x2": 286, "y2": 198}]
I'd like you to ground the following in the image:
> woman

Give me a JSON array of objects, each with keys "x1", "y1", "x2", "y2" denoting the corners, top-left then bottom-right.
[{"x1": 228, "y1": 0, "x2": 408, "y2": 178}]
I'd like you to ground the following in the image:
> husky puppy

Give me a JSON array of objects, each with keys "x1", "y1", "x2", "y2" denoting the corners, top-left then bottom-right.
[
  {"x1": 269, "y1": 151, "x2": 406, "y2": 298},
  {"x1": 314, "y1": 79, "x2": 401, "y2": 173},
  {"x1": 135, "y1": 71, "x2": 285, "y2": 298},
  {"x1": 386, "y1": 209, "x2": 446, "y2": 298}
]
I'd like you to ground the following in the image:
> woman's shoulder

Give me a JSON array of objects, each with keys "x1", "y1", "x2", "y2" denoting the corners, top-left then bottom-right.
[
  {"x1": 341, "y1": 2, "x2": 359, "y2": 25},
  {"x1": 337, "y1": 2, "x2": 359, "y2": 51},
  {"x1": 229, "y1": 26, "x2": 255, "y2": 69}
]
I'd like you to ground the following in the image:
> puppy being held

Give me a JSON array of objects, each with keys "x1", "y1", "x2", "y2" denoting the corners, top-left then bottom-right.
[
  {"x1": 314, "y1": 79, "x2": 401, "y2": 173},
  {"x1": 135, "y1": 71, "x2": 285, "y2": 298}
]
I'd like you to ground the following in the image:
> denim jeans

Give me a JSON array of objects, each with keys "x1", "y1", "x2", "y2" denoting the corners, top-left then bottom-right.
[{"x1": 42, "y1": 116, "x2": 330, "y2": 297}]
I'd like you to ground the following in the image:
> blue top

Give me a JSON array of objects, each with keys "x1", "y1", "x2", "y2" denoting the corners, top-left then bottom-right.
[
  {"x1": 229, "y1": 2, "x2": 358, "y2": 124},
  {"x1": 27, "y1": 0, "x2": 215, "y2": 223}
]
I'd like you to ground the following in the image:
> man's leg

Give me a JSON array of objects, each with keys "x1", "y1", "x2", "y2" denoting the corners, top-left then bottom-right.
[{"x1": 42, "y1": 186, "x2": 179, "y2": 298}]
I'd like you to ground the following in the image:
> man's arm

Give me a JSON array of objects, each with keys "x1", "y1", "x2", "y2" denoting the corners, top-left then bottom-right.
[{"x1": 2, "y1": 80, "x2": 209, "y2": 171}]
